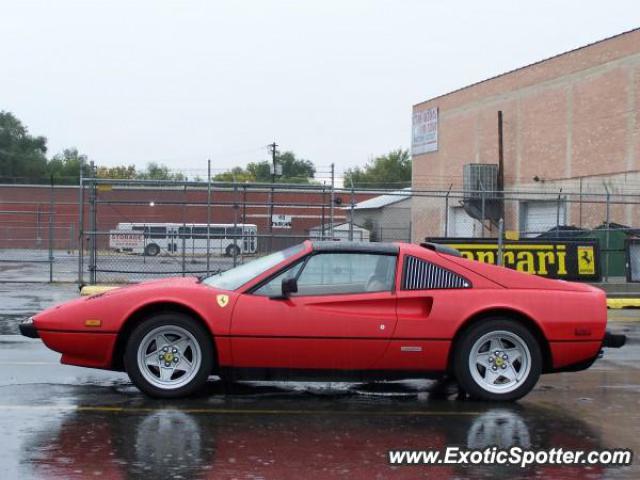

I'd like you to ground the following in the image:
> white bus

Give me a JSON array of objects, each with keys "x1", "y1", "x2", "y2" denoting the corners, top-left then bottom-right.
[{"x1": 109, "y1": 223, "x2": 258, "y2": 256}]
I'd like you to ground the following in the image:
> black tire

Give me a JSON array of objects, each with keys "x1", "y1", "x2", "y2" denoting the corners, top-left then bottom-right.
[
  {"x1": 145, "y1": 243, "x2": 161, "y2": 256},
  {"x1": 124, "y1": 312, "x2": 214, "y2": 398},
  {"x1": 453, "y1": 318, "x2": 542, "y2": 401},
  {"x1": 225, "y1": 244, "x2": 240, "y2": 257}
]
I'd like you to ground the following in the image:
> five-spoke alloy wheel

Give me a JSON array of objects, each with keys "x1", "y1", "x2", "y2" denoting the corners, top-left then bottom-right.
[
  {"x1": 125, "y1": 312, "x2": 214, "y2": 398},
  {"x1": 454, "y1": 318, "x2": 542, "y2": 401}
]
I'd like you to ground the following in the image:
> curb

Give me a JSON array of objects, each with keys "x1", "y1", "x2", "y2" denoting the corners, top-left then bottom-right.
[{"x1": 607, "y1": 298, "x2": 640, "y2": 309}]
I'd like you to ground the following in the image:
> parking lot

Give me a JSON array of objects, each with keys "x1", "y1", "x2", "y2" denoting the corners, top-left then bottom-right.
[
  {"x1": 0, "y1": 249, "x2": 239, "y2": 283},
  {"x1": 0, "y1": 281, "x2": 637, "y2": 479}
]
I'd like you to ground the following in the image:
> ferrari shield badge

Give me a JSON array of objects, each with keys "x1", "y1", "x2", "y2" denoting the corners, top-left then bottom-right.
[{"x1": 216, "y1": 294, "x2": 229, "y2": 308}]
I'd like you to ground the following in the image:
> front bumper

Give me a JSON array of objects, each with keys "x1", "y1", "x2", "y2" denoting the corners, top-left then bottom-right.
[
  {"x1": 19, "y1": 318, "x2": 39, "y2": 338},
  {"x1": 602, "y1": 331, "x2": 626, "y2": 349}
]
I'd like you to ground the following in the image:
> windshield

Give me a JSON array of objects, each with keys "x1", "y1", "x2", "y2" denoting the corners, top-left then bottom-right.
[{"x1": 202, "y1": 243, "x2": 305, "y2": 291}]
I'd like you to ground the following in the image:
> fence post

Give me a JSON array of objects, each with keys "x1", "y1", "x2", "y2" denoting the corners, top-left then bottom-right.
[
  {"x1": 242, "y1": 184, "x2": 247, "y2": 264},
  {"x1": 182, "y1": 183, "x2": 187, "y2": 277},
  {"x1": 48, "y1": 175, "x2": 55, "y2": 283},
  {"x1": 321, "y1": 185, "x2": 326, "y2": 240},
  {"x1": 604, "y1": 183, "x2": 611, "y2": 282},
  {"x1": 89, "y1": 172, "x2": 97, "y2": 285},
  {"x1": 578, "y1": 177, "x2": 583, "y2": 228},
  {"x1": 233, "y1": 182, "x2": 239, "y2": 267},
  {"x1": 207, "y1": 159, "x2": 211, "y2": 275},
  {"x1": 497, "y1": 218, "x2": 504, "y2": 266},
  {"x1": 556, "y1": 188, "x2": 563, "y2": 232},
  {"x1": 78, "y1": 163, "x2": 84, "y2": 285},
  {"x1": 480, "y1": 182, "x2": 486, "y2": 238},
  {"x1": 444, "y1": 184, "x2": 452, "y2": 236},
  {"x1": 329, "y1": 163, "x2": 335, "y2": 240},
  {"x1": 349, "y1": 176, "x2": 355, "y2": 241}
]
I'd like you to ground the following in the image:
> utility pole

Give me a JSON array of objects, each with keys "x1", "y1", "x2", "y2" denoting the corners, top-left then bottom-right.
[
  {"x1": 497, "y1": 111, "x2": 505, "y2": 223},
  {"x1": 268, "y1": 142, "x2": 278, "y2": 252},
  {"x1": 497, "y1": 111, "x2": 504, "y2": 190}
]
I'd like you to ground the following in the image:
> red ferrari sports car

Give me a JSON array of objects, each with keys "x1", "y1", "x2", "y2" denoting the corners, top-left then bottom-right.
[{"x1": 20, "y1": 241, "x2": 625, "y2": 401}]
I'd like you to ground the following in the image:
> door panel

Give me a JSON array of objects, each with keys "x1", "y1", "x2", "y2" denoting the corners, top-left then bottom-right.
[{"x1": 230, "y1": 292, "x2": 397, "y2": 370}]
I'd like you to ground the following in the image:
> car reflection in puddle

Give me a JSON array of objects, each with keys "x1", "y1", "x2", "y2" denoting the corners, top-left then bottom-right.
[{"x1": 22, "y1": 379, "x2": 606, "y2": 480}]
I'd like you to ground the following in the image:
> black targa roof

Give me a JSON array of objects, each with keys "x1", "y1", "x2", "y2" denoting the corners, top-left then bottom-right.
[{"x1": 310, "y1": 241, "x2": 399, "y2": 254}]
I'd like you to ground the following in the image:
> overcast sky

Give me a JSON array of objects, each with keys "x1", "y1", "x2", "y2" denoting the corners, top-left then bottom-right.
[{"x1": 2, "y1": 0, "x2": 639, "y2": 180}]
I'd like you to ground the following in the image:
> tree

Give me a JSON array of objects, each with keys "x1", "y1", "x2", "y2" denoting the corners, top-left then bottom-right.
[
  {"x1": 214, "y1": 151, "x2": 315, "y2": 183},
  {"x1": 346, "y1": 148, "x2": 411, "y2": 189},
  {"x1": 96, "y1": 164, "x2": 138, "y2": 179},
  {"x1": 136, "y1": 162, "x2": 185, "y2": 181},
  {"x1": 213, "y1": 166, "x2": 256, "y2": 183},
  {"x1": 47, "y1": 148, "x2": 93, "y2": 183},
  {"x1": 0, "y1": 112, "x2": 195, "y2": 183},
  {"x1": 0, "y1": 111, "x2": 48, "y2": 181}
]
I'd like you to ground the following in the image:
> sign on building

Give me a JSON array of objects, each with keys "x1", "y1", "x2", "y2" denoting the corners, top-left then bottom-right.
[
  {"x1": 412, "y1": 107, "x2": 438, "y2": 155},
  {"x1": 426, "y1": 238, "x2": 601, "y2": 281},
  {"x1": 272, "y1": 214, "x2": 292, "y2": 229}
]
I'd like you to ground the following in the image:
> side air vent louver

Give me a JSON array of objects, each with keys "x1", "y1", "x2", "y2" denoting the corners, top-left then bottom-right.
[{"x1": 402, "y1": 256, "x2": 470, "y2": 290}]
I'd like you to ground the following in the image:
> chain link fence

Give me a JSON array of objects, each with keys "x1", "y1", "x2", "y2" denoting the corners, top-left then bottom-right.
[{"x1": 1, "y1": 177, "x2": 639, "y2": 284}]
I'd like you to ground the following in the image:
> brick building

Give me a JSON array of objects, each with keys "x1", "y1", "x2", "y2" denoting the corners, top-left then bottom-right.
[{"x1": 411, "y1": 28, "x2": 640, "y2": 241}]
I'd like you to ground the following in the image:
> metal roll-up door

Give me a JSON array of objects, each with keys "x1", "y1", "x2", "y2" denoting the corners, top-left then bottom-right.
[
  {"x1": 522, "y1": 201, "x2": 566, "y2": 237},
  {"x1": 449, "y1": 206, "x2": 480, "y2": 237}
]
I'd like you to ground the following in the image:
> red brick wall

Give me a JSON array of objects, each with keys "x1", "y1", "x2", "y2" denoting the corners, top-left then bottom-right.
[{"x1": 0, "y1": 184, "x2": 374, "y2": 249}]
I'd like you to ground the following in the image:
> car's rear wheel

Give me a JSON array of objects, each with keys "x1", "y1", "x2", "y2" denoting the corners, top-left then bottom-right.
[
  {"x1": 453, "y1": 318, "x2": 542, "y2": 401},
  {"x1": 145, "y1": 243, "x2": 161, "y2": 256},
  {"x1": 124, "y1": 312, "x2": 213, "y2": 398}
]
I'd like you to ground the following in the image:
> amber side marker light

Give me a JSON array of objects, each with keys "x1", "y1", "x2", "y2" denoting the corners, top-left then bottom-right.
[{"x1": 85, "y1": 319, "x2": 102, "y2": 327}]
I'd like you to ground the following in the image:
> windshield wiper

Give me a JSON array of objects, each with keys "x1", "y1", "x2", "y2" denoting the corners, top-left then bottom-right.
[{"x1": 196, "y1": 269, "x2": 222, "y2": 283}]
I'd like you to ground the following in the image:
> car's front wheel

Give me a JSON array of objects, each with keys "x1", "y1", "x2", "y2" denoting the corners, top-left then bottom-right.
[
  {"x1": 454, "y1": 318, "x2": 542, "y2": 401},
  {"x1": 124, "y1": 312, "x2": 214, "y2": 398}
]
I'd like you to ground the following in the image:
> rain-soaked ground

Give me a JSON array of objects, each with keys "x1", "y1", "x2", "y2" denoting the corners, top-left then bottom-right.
[
  {"x1": 0, "y1": 283, "x2": 638, "y2": 479},
  {"x1": 0, "y1": 249, "x2": 237, "y2": 283}
]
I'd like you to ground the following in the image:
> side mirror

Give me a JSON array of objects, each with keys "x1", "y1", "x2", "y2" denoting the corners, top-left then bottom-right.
[
  {"x1": 281, "y1": 277, "x2": 298, "y2": 297},
  {"x1": 269, "y1": 277, "x2": 298, "y2": 300}
]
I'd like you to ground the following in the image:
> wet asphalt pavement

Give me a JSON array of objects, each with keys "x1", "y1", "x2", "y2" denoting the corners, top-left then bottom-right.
[
  {"x1": 0, "y1": 284, "x2": 639, "y2": 479},
  {"x1": 0, "y1": 249, "x2": 237, "y2": 283}
]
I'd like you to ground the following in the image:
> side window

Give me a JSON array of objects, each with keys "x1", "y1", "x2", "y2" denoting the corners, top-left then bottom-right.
[
  {"x1": 149, "y1": 227, "x2": 167, "y2": 239},
  {"x1": 402, "y1": 256, "x2": 470, "y2": 290},
  {"x1": 192, "y1": 227, "x2": 208, "y2": 238},
  {"x1": 296, "y1": 253, "x2": 396, "y2": 296},
  {"x1": 253, "y1": 262, "x2": 304, "y2": 297},
  {"x1": 211, "y1": 227, "x2": 225, "y2": 239}
]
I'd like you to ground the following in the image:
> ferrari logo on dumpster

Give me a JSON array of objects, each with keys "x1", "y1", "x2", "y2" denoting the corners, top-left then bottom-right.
[
  {"x1": 216, "y1": 294, "x2": 229, "y2": 308},
  {"x1": 577, "y1": 246, "x2": 595, "y2": 275}
]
